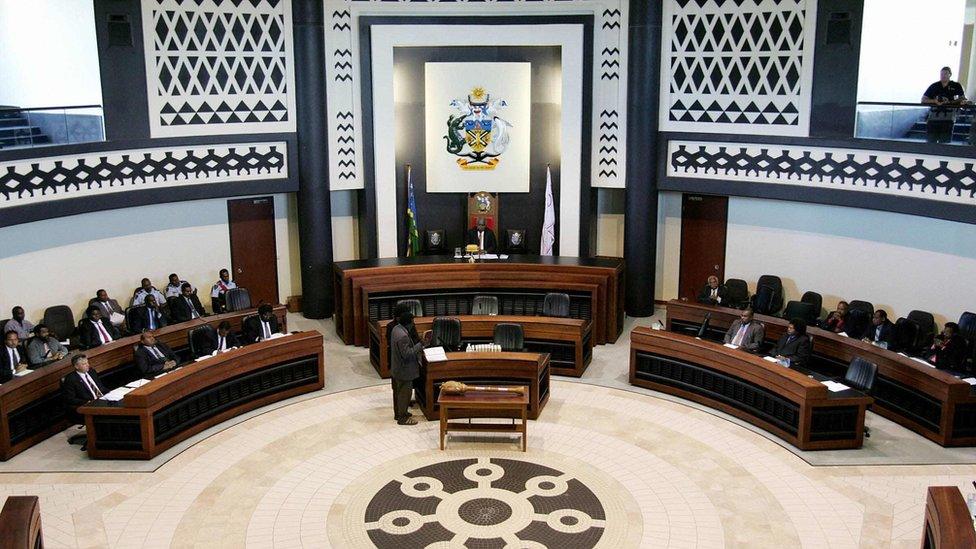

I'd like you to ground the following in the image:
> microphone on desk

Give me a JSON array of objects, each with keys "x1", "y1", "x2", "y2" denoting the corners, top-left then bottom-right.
[{"x1": 696, "y1": 313, "x2": 712, "y2": 339}]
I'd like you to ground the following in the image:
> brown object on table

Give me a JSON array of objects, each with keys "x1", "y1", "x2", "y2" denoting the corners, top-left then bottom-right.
[
  {"x1": 920, "y1": 486, "x2": 976, "y2": 548},
  {"x1": 666, "y1": 299, "x2": 976, "y2": 447},
  {"x1": 78, "y1": 331, "x2": 323, "y2": 460},
  {"x1": 441, "y1": 381, "x2": 526, "y2": 396},
  {"x1": 0, "y1": 306, "x2": 287, "y2": 462},
  {"x1": 438, "y1": 386, "x2": 529, "y2": 451},
  {"x1": 630, "y1": 328, "x2": 872, "y2": 450},
  {"x1": 332, "y1": 256, "x2": 624, "y2": 347},
  {"x1": 0, "y1": 495, "x2": 43, "y2": 549},
  {"x1": 370, "y1": 315, "x2": 592, "y2": 378}
]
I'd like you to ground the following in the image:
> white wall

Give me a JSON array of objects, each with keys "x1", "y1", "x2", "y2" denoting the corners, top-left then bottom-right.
[
  {"x1": 655, "y1": 191, "x2": 683, "y2": 303},
  {"x1": 0, "y1": 0, "x2": 102, "y2": 107},
  {"x1": 0, "y1": 194, "x2": 301, "y2": 324}
]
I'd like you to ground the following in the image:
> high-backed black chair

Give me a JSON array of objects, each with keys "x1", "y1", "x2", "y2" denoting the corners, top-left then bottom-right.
[
  {"x1": 432, "y1": 317, "x2": 462, "y2": 351},
  {"x1": 542, "y1": 293, "x2": 570, "y2": 318},
  {"x1": 800, "y1": 291, "x2": 822, "y2": 319},
  {"x1": 124, "y1": 306, "x2": 146, "y2": 335},
  {"x1": 959, "y1": 312, "x2": 976, "y2": 342},
  {"x1": 471, "y1": 296, "x2": 499, "y2": 316},
  {"x1": 43, "y1": 305, "x2": 75, "y2": 343},
  {"x1": 396, "y1": 299, "x2": 423, "y2": 318},
  {"x1": 724, "y1": 279, "x2": 749, "y2": 309},
  {"x1": 425, "y1": 229, "x2": 446, "y2": 255},
  {"x1": 782, "y1": 301, "x2": 817, "y2": 325},
  {"x1": 845, "y1": 308, "x2": 871, "y2": 339},
  {"x1": 225, "y1": 288, "x2": 252, "y2": 312},
  {"x1": 844, "y1": 357, "x2": 878, "y2": 437},
  {"x1": 907, "y1": 310, "x2": 937, "y2": 349},
  {"x1": 893, "y1": 317, "x2": 921, "y2": 354},
  {"x1": 493, "y1": 323, "x2": 525, "y2": 352},
  {"x1": 188, "y1": 324, "x2": 216, "y2": 358},
  {"x1": 0, "y1": 319, "x2": 8, "y2": 334},
  {"x1": 505, "y1": 229, "x2": 528, "y2": 254},
  {"x1": 848, "y1": 300, "x2": 874, "y2": 317},
  {"x1": 750, "y1": 275, "x2": 783, "y2": 314}
]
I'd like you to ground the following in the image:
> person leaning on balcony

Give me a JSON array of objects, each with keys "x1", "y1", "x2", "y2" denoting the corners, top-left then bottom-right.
[{"x1": 922, "y1": 66, "x2": 968, "y2": 144}]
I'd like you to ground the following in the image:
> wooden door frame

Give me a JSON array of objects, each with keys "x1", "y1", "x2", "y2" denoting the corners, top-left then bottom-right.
[{"x1": 227, "y1": 196, "x2": 280, "y2": 304}]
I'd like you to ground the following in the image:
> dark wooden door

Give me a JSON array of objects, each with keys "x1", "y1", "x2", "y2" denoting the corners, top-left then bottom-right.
[
  {"x1": 228, "y1": 197, "x2": 279, "y2": 306},
  {"x1": 678, "y1": 194, "x2": 728, "y2": 301}
]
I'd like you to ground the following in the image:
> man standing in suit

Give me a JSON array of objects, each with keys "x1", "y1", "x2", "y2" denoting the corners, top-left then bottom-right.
[
  {"x1": 200, "y1": 321, "x2": 242, "y2": 355},
  {"x1": 244, "y1": 304, "x2": 280, "y2": 342},
  {"x1": 90, "y1": 289, "x2": 125, "y2": 327},
  {"x1": 78, "y1": 306, "x2": 121, "y2": 349},
  {"x1": 132, "y1": 278, "x2": 167, "y2": 307},
  {"x1": 862, "y1": 310, "x2": 896, "y2": 348},
  {"x1": 723, "y1": 308, "x2": 765, "y2": 352},
  {"x1": 466, "y1": 218, "x2": 497, "y2": 253},
  {"x1": 170, "y1": 283, "x2": 207, "y2": 322},
  {"x1": 771, "y1": 319, "x2": 812, "y2": 368},
  {"x1": 390, "y1": 304, "x2": 432, "y2": 425},
  {"x1": 697, "y1": 276, "x2": 728, "y2": 306},
  {"x1": 1, "y1": 330, "x2": 28, "y2": 383},
  {"x1": 135, "y1": 332, "x2": 178, "y2": 377},
  {"x1": 210, "y1": 269, "x2": 238, "y2": 313},
  {"x1": 129, "y1": 295, "x2": 169, "y2": 334},
  {"x1": 61, "y1": 354, "x2": 108, "y2": 423},
  {"x1": 27, "y1": 324, "x2": 68, "y2": 368}
]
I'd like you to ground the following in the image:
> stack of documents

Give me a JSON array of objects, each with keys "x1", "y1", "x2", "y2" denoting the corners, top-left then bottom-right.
[
  {"x1": 125, "y1": 379, "x2": 151, "y2": 389},
  {"x1": 101, "y1": 387, "x2": 133, "y2": 402},
  {"x1": 821, "y1": 380, "x2": 850, "y2": 393},
  {"x1": 423, "y1": 347, "x2": 448, "y2": 362}
]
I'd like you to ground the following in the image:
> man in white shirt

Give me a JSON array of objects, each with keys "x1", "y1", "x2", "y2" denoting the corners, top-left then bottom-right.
[
  {"x1": 165, "y1": 273, "x2": 194, "y2": 298},
  {"x1": 211, "y1": 269, "x2": 238, "y2": 313},
  {"x1": 132, "y1": 278, "x2": 167, "y2": 306},
  {"x1": 1, "y1": 330, "x2": 28, "y2": 383}
]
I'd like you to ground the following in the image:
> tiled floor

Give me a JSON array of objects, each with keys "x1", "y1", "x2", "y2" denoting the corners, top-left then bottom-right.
[{"x1": 0, "y1": 311, "x2": 974, "y2": 548}]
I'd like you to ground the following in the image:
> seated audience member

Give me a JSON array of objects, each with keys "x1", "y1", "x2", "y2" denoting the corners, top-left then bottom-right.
[
  {"x1": 1, "y1": 331, "x2": 28, "y2": 383},
  {"x1": 27, "y1": 324, "x2": 68, "y2": 368},
  {"x1": 165, "y1": 273, "x2": 194, "y2": 298},
  {"x1": 89, "y1": 289, "x2": 125, "y2": 327},
  {"x1": 927, "y1": 322, "x2": 968, "y2": 371},
  {"x1": 132, "y1": 278, "x2": 166, "y2": 307},
  {"x1": 61, "y1": 354, "x2": 108, "y2": 420},
  {"x1": 6, "y1": 306, "x2": 35, "y2": 339},
  {"x1": 723, "y1": 308, "x2": 765, "y2": 352},
  {"x1": 78, "y1": 306, "x2": 121, "y2": 349},
  {"x1": 129, "y1": 295, "x2": 169, "y2": 333},
  {"x1": 210, "y1": 268, "x2": 238, "y2": 313},
  {"x1": 821, "y1": 301, "x2": 849, "y2": 333},
  {"x1": 466, "y1": 217, "x2": 497, "y2": 253},
  {"x1": 862, "y1": 310, "x2": 896, "y2": 348},
  {"x1": 170, "y1": 283, "x2": 207, "y2": 322},
  {"x1": 201, "y1": 321, "x2": 242, "y2": 355},
  {"x1": 696, "y1": 275, "x2": 728, "y2": 305},
  {"x1": 771, "y1": 319, "x2": 812, "y2": 368},
  {"x1": 134, "y1": 331, "x2": 178, "y2": 377},
  {"x1": 244, "y1": 304, "x2": 281, "y2": 342}
]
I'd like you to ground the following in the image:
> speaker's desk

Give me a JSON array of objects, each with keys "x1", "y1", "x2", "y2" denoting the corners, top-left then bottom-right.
[
  {"x1": 0, "y1": 306, "x2": 286, "y2": 461},
  {"x1": 79, "y1": 331, "x2": 323, "y2": 460},
  {"x1": 416, "y1": 352, "x2": 550, "y2": 422},
  {"x1": 666, "y1": 299, "x2": 976, "y2": 447},
  {"x1": 332, "y1": 255, "x2": 624, "y2": 347},
  {"x1": 370, "y1": 315, "x2": 592, "y2": 378},
  {"x1": 630, "y1": 327, "x2": 871, "y2": 450}
]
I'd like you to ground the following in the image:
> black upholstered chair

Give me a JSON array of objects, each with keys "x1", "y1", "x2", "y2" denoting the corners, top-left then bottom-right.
[
  {"x1": 542, "y1": 293, "x2": 570, "y2": 318},
  {"x1": 844, "y1": 308, "x2": 871, "y2": 339},
  {"x1": 893, "y1": 317, "x2": 921, "y2": 354},
  {"x1": 0, "y1": 319, "x2": 8, "y2": 334},
  {"x1": 848, "y1": 300, "x2": 874, "y2": 317},
  {"x1": 225, "y1": 288, "x2": 252, "y2": 312},
  {"x1": 43, "y1": 305, "x2": 75, "y2": 343},
  {"x1": 493, "y1": 323, "x2": 525, "y2": 352},
  {"x1": 432, "y1": 317, "x2": 462, "y2": 351},
  {"x1": 471, "y1": 296, "x2": 499, "y2": 316},
  {"x1": 907, "y1": 310, "x2": 937, "y2": 349},
  {"x1": 782, "y1": 301, "x2": 817, "y2": 325},
  {"x1": 425, "y1": 229, "x2": 447, "y2": 255},
  {"x1": 505, "y1": 229, "x2": 528, "y2": 254},
  {"x1": 723, "y1": 279, "x2": 749, "y2": 309},
  {"x1": 750, "y1": 275, "x2": 783, "y2": 315},
  {"x1": 396, "y1": 299, "x2": 423, "y2": 318},
  {"x1": 844, "y1": 357, "x2": 878, "y2": 437},
  {"x1": 124, "y1": 306, "x2": 145, "y2": 335},
  {"x1": 959, "y1": 311, "x2": 976, "y2": 342},
  {"x1": 800, "y1": 291, "x2": 822, "y2": 319},
  {"x1": 188, "y1": 324, "x2": 217, "y2": 358}
]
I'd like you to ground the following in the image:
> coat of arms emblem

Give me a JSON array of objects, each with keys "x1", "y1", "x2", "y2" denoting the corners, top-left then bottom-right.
[
  {"x1": 511, "y1": 231, "x2": 523, "y2": 246},
  {"x1": 429, "y1": 231, "x2": 442, "y2": 246},
  {"x1": 444, "y1": 87, "x2": 512, "y2": 170}
]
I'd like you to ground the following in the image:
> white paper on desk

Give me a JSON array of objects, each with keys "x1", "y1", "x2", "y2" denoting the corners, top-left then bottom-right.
[
  {"x1": 723, "y1": 343, "x2": 739, "y2": 349},
  {"x1": 267, "y1": 332, "x2": 287, "y2": 340},
  {"x1": 821, "y1": 381, "x2": 850, "y2": 392},
  {"x1": 101, "y1": 387, "x2": 133, "y2": 402},
  {"x1": 910, "y1": 357, "x2": 936, "y2": 368},
  {"x1": 837, "y1": 332, "x2": 849, "y2": 338},
  {"x1": 14, "y1": 369, "x2": 31, "y2": 377},
  {"x1": 424, "y1": 346, "x2": 448, "y2": 362},
  {"x1": 962, "y1": 377, "x2": 976, "y2": 385},
  {"x1": 109, "y1": 312, "x2": 125, "y2": 325},
  {"x1": 125, "y1": 379, "x2": 151, "y2": 389},
  {"x1": 762, "y1": 356, "x2": 780, "y2": 363},
  {"x1": 480, "y1": 253, "x2": 499, "y2": 260},
  {"x1": 499, "y1": 254, "x2": 509, "y2": 259},
  {"x1": 194, "y1": 354, "x2": 212, "y2": 362}
]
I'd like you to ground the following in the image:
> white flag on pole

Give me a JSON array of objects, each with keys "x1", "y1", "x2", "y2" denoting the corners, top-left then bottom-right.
[{"x1": 540, "y1": 164, "x2": 556, "y2": 255}]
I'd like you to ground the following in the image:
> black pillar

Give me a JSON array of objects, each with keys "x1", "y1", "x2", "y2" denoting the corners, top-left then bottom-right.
[
  {"x1": 623, "y1": 0, "x2": 662, "y2": 317},
  {"x1": 293, "y1": 0, "x2": 334, "y2": 318}
]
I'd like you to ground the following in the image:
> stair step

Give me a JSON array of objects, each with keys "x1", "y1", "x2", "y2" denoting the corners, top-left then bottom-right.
[
  {"x1": 0, "y1": 117, "x2": 28, "y2": 128},
  {"x1": 0, "y1": 126, "x2": 45, "y2": 138},
  {"x1": 0, "y1": 134, "x2": 51, "y2": 147}
]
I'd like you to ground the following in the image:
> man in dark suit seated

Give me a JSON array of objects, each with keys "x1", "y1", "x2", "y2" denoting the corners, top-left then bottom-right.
[
  {"x1": 723, "y1": 308, "x2": 765, "y2": 352},
  {"x1": 927, "y1": 322, "x2": 969, "y2": 371},
  {"x1": 170, "y1": 282, "x2": 207, "y2": 322},
  {"x1": 78, "y1": 306, "x2": 122, "y2": 349},
  {"x1": 26, "y1": 324, "x2": 68, "y2": 368},
  {"x1": 244, "y1": 304, "x2": 281, "y2": 343},
  {"x1": 129, "y1": 295, "x2": 169, "y2": 334},
  {"x1": 199, "y1": 321, "x2": 242, "y2": 355},
  {"x1": 89, "y1": 289, "x2": 125, "y2": 328},
  {"x1": 1, "y1": 330, "x2": 28, "y2": 384},
  {"x1": 134, "y1": 331, "x2": 178, "y2": 377},
  {"x1": 697, "y1": 275, "x2": 729, "y2": 306},
  {"x1": 770, "y1": 318, "x2": 812, "y2": 368},
  {"x1": 862, "y1": 310, "x2": 896, "y2": 348},
  {"x1": 61, "y1": 354, "x2": 108, "y2": 423},
  {"x1": 821, "y1": 301, "x2": 848, "y2": 333},
  {"x1": 465, "y1": 218, "x2": 497, "y2": 253}
]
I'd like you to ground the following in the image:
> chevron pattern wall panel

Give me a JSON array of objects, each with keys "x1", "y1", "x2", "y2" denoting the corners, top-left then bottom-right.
[
  {"x1": 0, "y1": 142, "x2": 288, "y2": 209},
  {"x1": 324, "y1": 0, "x2": 628, "y2": 189},
  {"x1": 666, "y1": 140, "x2": 976, "y2": 207},
  {"x1": 142, "y1": 0, "x2": 297, "y2": 137},
  {"x1": 660, "y1": 0, "x2": 817, "y2": 137}
]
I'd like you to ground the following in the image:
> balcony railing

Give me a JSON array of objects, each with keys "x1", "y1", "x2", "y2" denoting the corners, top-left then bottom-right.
[
  {"x1": 0, "y1": 104, "x2": 105, "y2": 150},
  {"x1": 855, "y1": 101, "x2": 975, "y2": 146}
]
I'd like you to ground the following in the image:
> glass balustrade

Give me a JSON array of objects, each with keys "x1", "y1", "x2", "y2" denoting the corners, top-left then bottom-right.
[
  {"x1": 0, "y1": 104, "x2": 105, "y2": 150},
  {"x1": 855, "y1": 101, "x2": 976, "y2": 146}
]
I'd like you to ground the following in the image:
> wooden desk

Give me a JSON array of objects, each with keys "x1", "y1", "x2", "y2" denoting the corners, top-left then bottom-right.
[
  {"x1": 921, "y1": 486, "x2": 976, "y2": 548},
  {"x1": 417, "y1": 352, "x2": 550, "y2": 422},
  {"x1": 79, "y1": 331, "x2": 323, "y2": 460},
  {"x1": 630, "y1": 328, "x2": 872, "y2": 450},
  {"x1": 0, "y1": 306, "x2": 287, "y2": 461},
  {"x1": 0, "y1": 496, "x2": 42, "y2": 549},
  {"x1": 332, "y1": 255, "x2": 624, "y2": 347},
  {"x1": 666, "y1": 299, "x2": 976, "y2": 447},
  {"x1": 438, "y1": 389, "x2": 529, "y2": 451},
  {"x1": 369, "y1": 316, "x2": 592, "y2": 378}
]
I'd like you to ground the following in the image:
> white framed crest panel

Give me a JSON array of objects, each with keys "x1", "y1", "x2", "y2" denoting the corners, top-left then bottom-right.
[
  {"x1": 324, "y1": 0, "x2": 629, "y2": 190},
  {"x1": 660, "y1": 0, "x2": 818, "y2": 136}
]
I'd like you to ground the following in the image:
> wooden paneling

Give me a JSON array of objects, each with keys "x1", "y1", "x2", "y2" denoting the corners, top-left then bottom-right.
[
  {"x1": 0, "y1": 495, "x2": 42, "y2": 549},
  {"x1": 921, "y1": 486, "x2": 976, "y2": 549}
]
